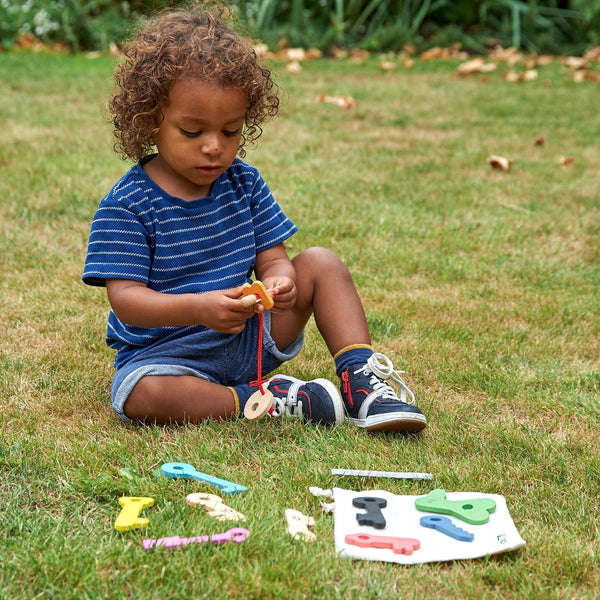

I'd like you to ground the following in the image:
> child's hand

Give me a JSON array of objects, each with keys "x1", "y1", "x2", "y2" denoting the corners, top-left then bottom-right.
[
  {"x1": 262, "y1": 276, "x2": 296, "y2": 313},
  {"x1": 198, "y1": 288, "x2": 268, "y2": 333}
]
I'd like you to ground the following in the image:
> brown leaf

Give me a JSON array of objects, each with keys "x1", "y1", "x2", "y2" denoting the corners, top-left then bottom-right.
[
  {"x1": 285, "y1": 61, "x2": 302, "y2": 74},
  {"x1": 317, "y1": 95, "x2": 355, "y2": 109},
  {"x1": 488, "y1": 155, "x2": 512, "y2": 172},
  {"x1": 532, "y1": 136, "x2": 545, "y2": 147},
  {"x1": 305, "y1": 48, "x2": 323, "y2": 60},
  {"x1": 457, "y1": 58, "x2": 496, "y2": 77},
  {"x1": 350, "y1": 49, "x2": 369, "y2": 63},
  {"x1": 379, "y1": 60, "x2": 396, "y2": 72},
  {"x1": 558, "y1": 156, "x2": 575, "y2": 168},
  {"x1": 488, "y1": 45, "x2": 522, "y2": 67},
  {"x1": 505, "y1": 69, "x2": 538, "y2": 82}
]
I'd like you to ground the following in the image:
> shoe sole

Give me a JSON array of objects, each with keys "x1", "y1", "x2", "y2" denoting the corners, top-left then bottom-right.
[{"x1": 348, "y1": 413, "x2": 427, "y2": 433}]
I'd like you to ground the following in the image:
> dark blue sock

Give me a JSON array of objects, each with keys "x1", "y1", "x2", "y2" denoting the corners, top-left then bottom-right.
[
  {"x1": 335, "y1": 345, "x2": 373, "y2": 378},
  {"x1": 231, "y1": 384, "x2": 253, "y2": 414}
]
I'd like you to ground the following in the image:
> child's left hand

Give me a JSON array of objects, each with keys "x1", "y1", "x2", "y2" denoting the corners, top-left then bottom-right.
[{"x1": 262, "y1": 276, "x2": 296, "y2": 313}]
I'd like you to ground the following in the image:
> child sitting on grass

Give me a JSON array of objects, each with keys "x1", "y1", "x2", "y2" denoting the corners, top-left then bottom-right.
[{"x1": 82, "y1": 7, "x2": 426, "y2": 433}]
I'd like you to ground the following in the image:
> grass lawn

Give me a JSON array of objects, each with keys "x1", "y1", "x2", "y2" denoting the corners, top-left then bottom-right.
[{"x1": 0, "y1": 49, "x2": 598, "y2": 599}]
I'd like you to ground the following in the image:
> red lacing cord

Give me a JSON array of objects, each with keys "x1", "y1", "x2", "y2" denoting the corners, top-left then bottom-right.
[
  {"x1": 256, "y1": 309, "x2": 265, "y2": 394},
  {"x1": 249, "y1": 296, "x2": 266, "y2": 395}
]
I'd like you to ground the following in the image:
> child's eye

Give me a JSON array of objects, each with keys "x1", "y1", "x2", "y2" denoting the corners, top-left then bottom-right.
[
  {"x1": 223, "y1": 129, "x2": 241, "y2": 138},
  {"x1": 180, "y1": 129, "x2": 201, "y2": 138}
]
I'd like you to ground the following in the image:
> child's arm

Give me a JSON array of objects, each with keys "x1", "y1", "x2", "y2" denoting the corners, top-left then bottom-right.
[
  {"x1": 105, "y1": 279, "x2": 255, "y2": 334},
  {"x1": 254, "y1": 243, "x2": 297, "y2": 313}
]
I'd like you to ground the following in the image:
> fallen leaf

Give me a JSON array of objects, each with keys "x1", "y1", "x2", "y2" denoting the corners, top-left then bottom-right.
[
  {"x1": 254, "y1": 43, "x2": 272, "y2": 59},
  {"x1": 317, "y1": 94, "x2": 355, "y2": 109},
  {"x1": 379, "y1": 60, "x2": 396, "y2": 71},
  {"x1": 583, "y1": 46, "x2": 600, "y2": 62},
  {"x1": 488, "y1": 155, "x2": 512, "y2": 171},
  {"x1": 583, "y1": 70, "x2": 600, "y2": 82},
  {"x1": 532, "y1": 135, "x2": 545, "y2": 147},
  {"x1": 558, "y1": 156, "x2": 575, "y2": 168},
  {"x1": 285, "y1": 48, "x2": 306, "y2": 61},
  {"x1": 457, "y1": 58, "x2": 496, "y2": 77},
  {"x1": 561, "y1": 56, "x2": 587, "y2": 70},
  {"x1": 505, "y1": 69, "x2": 538, "y2": 82},
  {"x1": 331, "y1": 47, "x2": 348, "y2": 60},
  {"x1": 305, "y1": 48, "x2": 323, "y2": 60},
  {"x1": 285, "y1": 61, "x2": 302, "y2": 74},
  {"x1": 350, "y1": 49, "x2": 369, "y2": 63},
  {"x1": 488, "y1": 45, "x2": 522, "y2": 67}
]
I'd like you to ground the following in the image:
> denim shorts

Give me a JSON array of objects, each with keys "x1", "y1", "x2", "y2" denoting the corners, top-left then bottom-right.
[{"x1": 110, "y1": 311, "x2": 303, "y2": 421}]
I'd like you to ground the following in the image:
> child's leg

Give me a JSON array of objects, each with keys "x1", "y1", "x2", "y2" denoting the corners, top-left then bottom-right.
[
  {"x1": 123, "y1": 373, "x2": 342, "y2": 426},
  {"x1": 271, "y1": 247, "x2": 427, "y2": 433},
  {"x1": 269, "y1": 246, "x2": 371, "y2": 354},
  {"x1": 124, "y1": 376, "x2": 236, "y2": 425}
]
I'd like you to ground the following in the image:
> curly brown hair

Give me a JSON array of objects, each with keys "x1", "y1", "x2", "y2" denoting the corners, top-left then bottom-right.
[{"x1": 109, "y1": 9, "x2": 279, "y2": 161}]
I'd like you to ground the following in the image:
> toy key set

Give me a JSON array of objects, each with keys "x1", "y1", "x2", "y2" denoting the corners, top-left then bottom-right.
[
  {"x1": 334, "y1": 487, "x2": 526, "y2": 564},
  {"x1": 113, "y1": 461, "x2": 250, "y2": 551},
  {"x1": 113, "y1": 461, "x2": 526, "y2": 564}
]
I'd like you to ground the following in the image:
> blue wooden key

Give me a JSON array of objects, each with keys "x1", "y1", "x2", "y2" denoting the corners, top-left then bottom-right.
[
  {"x1": 161, "y1": 462, "x2": 247, "y2": 496},
  {"x1": 420, "y1": 515, "x2": 474, "y2": 542}
]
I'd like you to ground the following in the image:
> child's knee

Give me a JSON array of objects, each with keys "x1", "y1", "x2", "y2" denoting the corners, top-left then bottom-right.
[{"x1": 293, "y1": 246, "x2": 347, "y2": 271}]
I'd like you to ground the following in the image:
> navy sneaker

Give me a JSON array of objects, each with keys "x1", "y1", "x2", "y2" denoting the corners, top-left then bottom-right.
[
  {"x1": 265, "y1": 375, "x2": 344, "y2": 426},
  {"x1": 339, "y1": 353, "x2": 426, "y2": 433}
]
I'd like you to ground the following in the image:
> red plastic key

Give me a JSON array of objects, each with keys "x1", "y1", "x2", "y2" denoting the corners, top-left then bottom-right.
[{"x1": 345, "y1": 532, "x2": 421, "y2": 555}]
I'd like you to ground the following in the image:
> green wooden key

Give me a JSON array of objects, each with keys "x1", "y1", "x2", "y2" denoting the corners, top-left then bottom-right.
[{"x1": 415, "y1": 489, "x2": 496, "y2": 525}]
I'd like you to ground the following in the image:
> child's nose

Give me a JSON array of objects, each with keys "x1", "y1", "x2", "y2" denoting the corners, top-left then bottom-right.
[{"x1": 201, "y1": 133, "x2": 221, "y2": 155}]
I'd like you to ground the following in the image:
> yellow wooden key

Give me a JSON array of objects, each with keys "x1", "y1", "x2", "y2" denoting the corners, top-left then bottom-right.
[{"x1": 114, "y1": 496, "x2": 155, "y2": 531}]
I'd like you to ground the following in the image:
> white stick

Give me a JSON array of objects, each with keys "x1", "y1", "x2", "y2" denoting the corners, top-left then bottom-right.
[{"x1": 331, "y1": 469, "x2": 433, "y2": 480}]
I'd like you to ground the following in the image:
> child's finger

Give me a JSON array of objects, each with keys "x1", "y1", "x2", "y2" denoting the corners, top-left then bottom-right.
[{"x1": 240, "y1": 294, "x2": 260, "y2": 308}]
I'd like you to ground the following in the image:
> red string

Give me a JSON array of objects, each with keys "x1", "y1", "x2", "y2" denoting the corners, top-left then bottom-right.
[{"x1": 256, "y1": 309, "x2": 265, "y2": 394}]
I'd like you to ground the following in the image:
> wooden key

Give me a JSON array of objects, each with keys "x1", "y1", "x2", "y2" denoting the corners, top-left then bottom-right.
[
  {"x1": 353, "y1": 496, "x2": 387, "y2": 529},
  {"x1": 186, "y1": 492, "x2": 246, "y2": 522},
  {"x1": 143, "y1": 527, "x2": 250, "y2": 550},
  {"x1": 415, "y1": 489, "x2": 496, "y2": 525},
  {"x1": 114, "y1": 496, "x2": 155, "y2": 531},
  {"x1": 345, "y1": 533, "x2": 421, "y2": 555},
  {"x1": 285, "y1": 509, "x2": 316, "y2": 541},
  {"x1": 161, "y1": 462, "x2": 247, "y2": 496}
]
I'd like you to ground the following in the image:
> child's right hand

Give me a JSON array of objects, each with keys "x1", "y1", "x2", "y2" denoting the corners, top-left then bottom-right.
[
  {"x1": 197, "y1": 287, "x2": 260, "y2": 334},
  {"x1": 106, "y1": 279, "x2": 260, "y2": 334}
]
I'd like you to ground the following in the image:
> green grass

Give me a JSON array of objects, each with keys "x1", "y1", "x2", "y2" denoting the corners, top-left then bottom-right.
[{"x1": 1, "y1": 51, "x2": 599, "y2": 599}]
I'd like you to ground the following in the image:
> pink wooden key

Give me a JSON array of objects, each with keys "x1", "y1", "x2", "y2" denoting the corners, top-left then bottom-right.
[
  {"x1": 345, "y1": 532, "x2": 421, "y2": 555},
  {"x1": 143, "y1": 527, "x2": 250, "y2": 550}
]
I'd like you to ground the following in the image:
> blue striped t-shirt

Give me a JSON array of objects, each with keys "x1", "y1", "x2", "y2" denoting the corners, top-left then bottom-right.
[{"x1": 82, "y1": 157, "x2": 297, "y2": 368}]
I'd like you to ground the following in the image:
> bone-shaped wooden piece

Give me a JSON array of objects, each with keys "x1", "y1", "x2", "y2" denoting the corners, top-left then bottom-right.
[
  {"x1": 240, "y1": 281, "x2": 274, "y2": 310},
  {"x1": 415, "y1": 489, "x2": 497, "y2": 525},
  {"x1": 186, "y1": 493, "x2": 246, "y2": 522},
  {"x1": 345, "y1": 533, "x2": 421, "y2": 556},
  {"x1": 143, "y1": 527, "x2": 250, "y2": 550},
  {"x1": 353, "y1": 496, "x2": 387, "y2": 529},
  {"x1": 114, "y1": 496, "x2": 155, "y2": 531},
  {"x1": 285, "y1": 509, "x2": 316, "y2": 541}
]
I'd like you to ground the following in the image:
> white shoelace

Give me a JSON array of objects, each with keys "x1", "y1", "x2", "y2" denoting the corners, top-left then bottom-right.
[
  {"x1": 268, "y1": 380, "x2": 304, "y2": 418},
  {"x1": 355, "y1": 352, "x2": 416, "y2": 405}
]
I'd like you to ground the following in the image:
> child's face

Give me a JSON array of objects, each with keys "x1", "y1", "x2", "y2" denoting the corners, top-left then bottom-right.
[{"x1": 149, "y1": 77, "x2": 246, "y2": 200}]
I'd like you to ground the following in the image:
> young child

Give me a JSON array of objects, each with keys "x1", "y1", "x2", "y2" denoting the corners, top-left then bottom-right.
[{"x1": 82, "y1": 8, "x2": 426, "y2": 433}]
